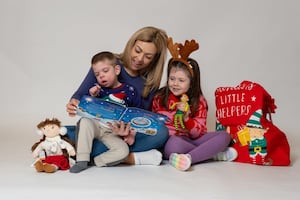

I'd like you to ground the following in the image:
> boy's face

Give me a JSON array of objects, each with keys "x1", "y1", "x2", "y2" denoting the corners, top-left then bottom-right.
[
  {"x1": 92, "y1": 60, "x2": 120, "y2": 88},
  {"x1": 168, "y1": 67, "x2": 191, "y2": 97}
]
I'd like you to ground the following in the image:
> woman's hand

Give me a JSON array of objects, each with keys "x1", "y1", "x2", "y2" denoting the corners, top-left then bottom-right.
[{"x1": 66, "y1": 98, "x2": 80, "y2": 117}]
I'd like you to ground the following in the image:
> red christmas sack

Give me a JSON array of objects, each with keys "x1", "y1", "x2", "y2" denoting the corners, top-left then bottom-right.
[{"x1": 215, "y1": 80, "x2": 290, "y2": 166}]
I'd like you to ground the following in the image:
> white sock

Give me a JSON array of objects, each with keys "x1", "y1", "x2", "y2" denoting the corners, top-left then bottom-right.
[{"x1": 133, "y1": 149, "x2": 162, "y2": 165}]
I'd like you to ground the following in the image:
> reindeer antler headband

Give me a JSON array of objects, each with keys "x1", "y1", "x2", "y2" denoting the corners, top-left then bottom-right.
[{"x1": 167, "y1": 37, "x2": 199, "y2": 77}]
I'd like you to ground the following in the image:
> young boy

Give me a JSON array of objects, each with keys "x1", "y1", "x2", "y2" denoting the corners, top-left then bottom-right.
[{"x1": 70, "y1": 51, "x2": 141, "y2": 173}]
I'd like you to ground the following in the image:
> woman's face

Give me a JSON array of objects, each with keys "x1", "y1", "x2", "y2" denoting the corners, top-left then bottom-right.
[{"x1": 128, "y1": 40, "x2": 157, "y2": 75}]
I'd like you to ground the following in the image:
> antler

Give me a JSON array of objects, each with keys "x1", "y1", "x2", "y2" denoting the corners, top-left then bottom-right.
[
  {"x1": 167, "y1": 37, "x2": 199, "y2": 77},
  {"x1": 178, "y1": 40, "x2": 199, "y2": 60},
  {"x1": 167, "y1": 37, "x2": 180, "y2": 59}
]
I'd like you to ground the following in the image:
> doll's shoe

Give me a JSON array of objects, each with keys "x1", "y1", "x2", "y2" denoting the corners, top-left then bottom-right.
[
  {"x1": 213, "y1": 147, "x2": 238, "y2": 161},
  {"x1": 43, "y1": 163, "x2": 58, "y2": 173},
  {"x1": 34, "y1": 160, "x2": 44, "y2": 172},
  {"x1": 169, "y1": 153, "x2": 192, "y2": 171}
]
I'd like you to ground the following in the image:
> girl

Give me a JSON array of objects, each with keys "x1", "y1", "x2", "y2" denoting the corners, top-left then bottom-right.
[
  {"x1": 66, "y1": 26, "x2": 169, "y2": 168},
  {"x1": 151, "y1": 38, "x2": 237, "y2": 171}
]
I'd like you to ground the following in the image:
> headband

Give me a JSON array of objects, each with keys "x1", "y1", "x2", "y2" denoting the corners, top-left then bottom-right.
[{"x1": 167, "y1": 37, "x2": 199, "y2": 77}]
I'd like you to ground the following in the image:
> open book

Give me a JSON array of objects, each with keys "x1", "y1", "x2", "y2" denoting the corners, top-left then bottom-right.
[{"x1": 76, "y1": 95, "x2": 168, "y2": 135}]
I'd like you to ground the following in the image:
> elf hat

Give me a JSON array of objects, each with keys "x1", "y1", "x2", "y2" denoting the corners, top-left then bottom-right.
[
  {"x1": 108, "y1": 93, "x2": 125, "y2": 104},
  {"x1": 246, "y1": 109, "x2": 263, "y2": 128}
]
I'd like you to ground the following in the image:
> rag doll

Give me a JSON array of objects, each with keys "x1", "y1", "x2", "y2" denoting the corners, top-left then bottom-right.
[{"x1": 31, "y1": 118, "x2": 76, "y2": 173}]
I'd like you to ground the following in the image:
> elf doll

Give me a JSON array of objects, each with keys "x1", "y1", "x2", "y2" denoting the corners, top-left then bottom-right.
[{"x1": 169, "y1": 94, "x2": 190, "y2": 131}]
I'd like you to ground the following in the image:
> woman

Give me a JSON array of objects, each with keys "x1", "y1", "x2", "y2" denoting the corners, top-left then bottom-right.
[{"x1": 66, "y1": 26, "x2": 169, "y2": 170}]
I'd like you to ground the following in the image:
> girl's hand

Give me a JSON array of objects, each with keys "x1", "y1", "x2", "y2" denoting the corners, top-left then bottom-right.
[
  {"x1": 66, "y1": 98, "x2": 80, "y2": 117},
  {"x1": 177, "y1": 102, "x2": 187, "y2": 111},
  {"x1": 183, "y1": 109, "x2": 191, "y2": 121},
  {"x1": 177, "y1": 102, "x2": 190, "y2": 121},
  {"x1": 89, "y1": 84, "x2": 101, "y2": 97},
  {"x1": 109, "y1": 121, "x2": 131, "y2": 136}
]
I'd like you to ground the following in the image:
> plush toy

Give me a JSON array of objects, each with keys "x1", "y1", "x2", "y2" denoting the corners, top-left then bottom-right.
[
  {"x1": 31, "y1": 118, "x2": 76, "y2": 173},
  {"x1": 169, "y1": 94, "x2": 190, "y2": 131}
]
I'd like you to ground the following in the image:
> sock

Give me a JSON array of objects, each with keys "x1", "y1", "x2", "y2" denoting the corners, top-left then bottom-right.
[
  {"x1": 169, "y1": 153, "x2": 192, "y2": 171},
  {"x1": 133, "y1": 149, "x2": 162, "y2": 165},
  {"x1": 213, "y1": 147, "x2": 238, "y2": 161},
  {"x1": 69, "y1": 161, "x2": 88, "y2": 173}
]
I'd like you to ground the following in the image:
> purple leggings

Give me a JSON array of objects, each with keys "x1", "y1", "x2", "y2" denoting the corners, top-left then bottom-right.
[{"x1": 163, "y1": 131, "x2": 231, "y2": 164}]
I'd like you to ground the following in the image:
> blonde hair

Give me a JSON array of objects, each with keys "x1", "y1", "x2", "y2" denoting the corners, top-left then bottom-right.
[{"x1": 118, "y1": 26, "x2": 168, "y2": 97}]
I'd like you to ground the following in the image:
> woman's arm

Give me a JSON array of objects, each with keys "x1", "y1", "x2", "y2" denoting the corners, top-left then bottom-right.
[
  {"x1": 66, "y1": 67, "x2": 97, "y2": 116},
  {"x1": 71, "y1": 67, "x2": 97, "y2": 100},
  {"x1": 142, "y1": 89, "x2": 156, "y2": 110}
]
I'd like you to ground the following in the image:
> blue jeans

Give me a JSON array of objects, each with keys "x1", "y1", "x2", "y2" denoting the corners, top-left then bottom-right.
[{"x1": 65, "y1": 124, "x2": 169, "y2": 158}]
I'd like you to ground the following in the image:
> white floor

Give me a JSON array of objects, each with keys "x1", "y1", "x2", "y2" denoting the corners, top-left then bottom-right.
[{"x1": 1, "y1": 122, "x2": 299, "y2": 200}]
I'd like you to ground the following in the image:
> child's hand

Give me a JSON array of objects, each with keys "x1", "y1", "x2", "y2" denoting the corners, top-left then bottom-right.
[
  {"x1": 89, "y1": 84, "x2": 101, "y2": 97},
  {"x1": 183, "y1": 109, "x2": 191, "y2": 121},
  {"x1": 32, "y1": 152, "x2": 38, "y2": 159},
  {"x1": 177, "y1": 102, "x2": 190, "y2": 121},
  {"x1": 177, "y1": 102, "x2": 187, "y2": 111},
  {"x1": 109, "y1": 121, "x2": 131, "y2": 136}
]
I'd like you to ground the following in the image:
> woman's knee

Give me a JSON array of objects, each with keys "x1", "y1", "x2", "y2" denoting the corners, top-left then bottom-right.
[{"x1": 156, "y1": 125, "x2": 169, "y2": 147}]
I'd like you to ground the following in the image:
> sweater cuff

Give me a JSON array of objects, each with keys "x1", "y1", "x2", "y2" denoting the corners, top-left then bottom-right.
[{"x1": 184, "y1": 118, "x2": 194, "y2": 130}]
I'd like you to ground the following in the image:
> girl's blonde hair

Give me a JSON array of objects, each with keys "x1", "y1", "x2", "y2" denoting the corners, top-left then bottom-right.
[{"x1": 118, "y1": 26, "x2": 168, "y2": 97}]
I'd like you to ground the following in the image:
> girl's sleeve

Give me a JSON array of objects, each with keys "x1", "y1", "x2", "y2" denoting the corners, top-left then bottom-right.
[
  {"x1": 184, "y1": 97, "x2": 208, "y2": 139},
  {"x1": 71, "y1": 67, "x2": 97, "y2": 100}
]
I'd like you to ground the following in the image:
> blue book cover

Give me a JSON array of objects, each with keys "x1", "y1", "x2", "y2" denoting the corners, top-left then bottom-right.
[{"x1": 76, "y1": 95, "x2": 168, "y2": 135}]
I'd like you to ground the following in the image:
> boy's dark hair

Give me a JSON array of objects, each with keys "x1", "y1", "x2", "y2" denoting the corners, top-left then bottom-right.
[{"x1": 91, "y1": 51, "x2": 117, "y2": 66}]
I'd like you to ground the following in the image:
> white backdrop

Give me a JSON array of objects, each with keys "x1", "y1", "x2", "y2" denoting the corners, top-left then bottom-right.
[{"x1": 0, "y1": 0, "x2": 299, "y2": 139}]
